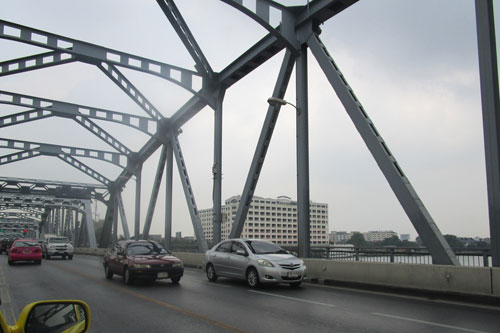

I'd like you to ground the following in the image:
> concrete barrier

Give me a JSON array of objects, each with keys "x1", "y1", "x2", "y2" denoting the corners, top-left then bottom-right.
[
  {"x1": 172, "y1": 252, "x2": 204, "y2": 269},
  {"x1": 75, "y1": 249, "x2": 498, "y2": 298},
  {"x1": 492, "y1": 268, "x2": 500, "y2": 297},
  {"x1": 303, "y1": 259, "x2": 493, "y2": 297},
  {"x1": 74, "y1": 248, "x2": 106, "y2": 256}
]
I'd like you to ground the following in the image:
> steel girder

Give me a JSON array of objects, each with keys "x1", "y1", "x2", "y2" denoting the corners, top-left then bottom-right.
[
  {"x1": 0, "y1": 138, "x2": 126, "y2": 168},
  {"x1": 0, "y1": 90, "x2": 158, "y2": 136},
  {"x1": 117, "y1": 193, "x2": 131, "y2": 240},
  {"x1": 143, "y1": 146, "x2": 168, "y2": 239},
  {"x1": 306, "y1": 33, "x2": 458, "y2": 265},
  {"x1": 157, "y1": 0, "x2": 214, "y2": 80},
  {"x1": 212, "y1": 89, "x2": 225, "y2": 245},
  {"x1": 475, "y1": 0, "x2": 500, "y2": 267},
  {"x1": 0, "y1": 51, "x2": 76, "y2": 77},
  {"x1": 230, "y1": 50, "x2": 296, "y2": 238},
  {"x1": 0, "y1": 20, "x2": 202, "y2": 96},
  {"x1": 164, "y1": 143, "x2": 174, "y2": 250},
  {"x1": 171, "y1": 135, "x2": 208, "y2": 252},
  {"x1": 296, "y1": 44, "x2": 311, "y2": 258}
]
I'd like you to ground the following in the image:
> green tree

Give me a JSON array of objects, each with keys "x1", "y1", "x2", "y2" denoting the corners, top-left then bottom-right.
[
  {"x1": 444, "y1": 234, "x2": 464, "y2": 248},
  {"x1": 381, "y1": 235, "x2": 402, "y2": 247},
  {"x1": 348, "y1": 232, "x2": 366, "y2": 247}
]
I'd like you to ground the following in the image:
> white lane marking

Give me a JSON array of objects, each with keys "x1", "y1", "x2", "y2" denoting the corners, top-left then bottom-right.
[
  {"x1": 248, "y1": 290, "x2": 335, "y2": 307},
  {"x1": 204, "y1": 282, "x2": 232, "y2": 288},
  {"x1": 0, "y1": 287, "x2": 11, "y2": 304},
  {"x1": 308, "y1": 283, "x2": 500, "y2": 312},
  {"x1": 5, "y1": 308, "x2": 16, "y2": 326},
  {"x1": 372, "y1": 312, "x2": 488, "y2": 333}
]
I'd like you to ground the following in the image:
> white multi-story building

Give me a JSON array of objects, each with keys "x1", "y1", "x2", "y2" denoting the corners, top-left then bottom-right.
[
  {"x1": 329, "y1": 231, "x2": 353, "y2": 244},
  {"x1": 199, "y1": 195, "x2": 329, "y2": 247},
  {"x1": 363, "y1": 230, "x2": 398, "y2": 242}
]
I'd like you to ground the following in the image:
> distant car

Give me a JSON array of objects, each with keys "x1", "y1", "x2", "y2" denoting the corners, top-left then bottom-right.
[
  {"x1": 0, "y1": 238, "x2": 14, "y2": 254},
  {"x1": 8, "y1": 239, "x2": 42, "y2": 265},
  {"x1": 41, "y1": 236, "x2": 73, "y2": 259},
  {"x1": 103, "y1": 240, "x2": 184, "y2": 285},
  {"x1": 204, "y1": 239, "x2": 307, "y2": 288}
]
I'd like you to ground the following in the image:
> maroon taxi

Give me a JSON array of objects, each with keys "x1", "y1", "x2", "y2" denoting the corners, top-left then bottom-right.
[{"x1": 103, "y1": 240, "x2": 183, "y2": 285}]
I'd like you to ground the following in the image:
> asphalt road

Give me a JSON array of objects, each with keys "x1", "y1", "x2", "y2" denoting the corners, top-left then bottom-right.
[{"x1": 0, "y1": 254, "x2": 499, "y2": 332}]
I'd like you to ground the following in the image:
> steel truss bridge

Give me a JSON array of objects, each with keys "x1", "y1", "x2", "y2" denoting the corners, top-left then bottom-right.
[{"x1": 0, "y1": 0, "x2": 499, "y2": 266}]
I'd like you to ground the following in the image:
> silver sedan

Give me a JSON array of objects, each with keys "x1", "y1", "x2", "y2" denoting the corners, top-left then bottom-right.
[{"x1": 204, "y1": 239, "x2": 307, "y2": 287}]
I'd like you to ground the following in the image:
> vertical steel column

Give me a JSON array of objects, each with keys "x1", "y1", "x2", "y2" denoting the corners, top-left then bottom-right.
[
  {"x1": 99, "y1": 189, "x2": 117, "y2": 248},
  {"x1": 134, "y1": 165, "x2": 142, "y2": 240},
  {"x1": 164, "y1": 143, "x2": 173, "y2": 250},
  {"x1": 83, "y1": 200, "x2": 97, "y2": 248},
  {"x1": 55, "y1": 208, "x2": 60, "y2": 234},
  {"x1": 213, "y1": 89, "x2": 225, "y2": 244},
  {"x1": 296, "y1": 44, "x2": 311, "y2": 258},
  {"x1": 476, "y1": 0, "x2": 500, "y2": 267},
  {"x1": 73, "y1": 210, "x2": 80, "y2": 246},
  {"x1": 112, "y1": 194, "x2": 119, "y2": 243}
]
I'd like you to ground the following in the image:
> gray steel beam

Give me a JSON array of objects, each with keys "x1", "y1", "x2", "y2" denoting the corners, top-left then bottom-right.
[
  {"x1": 295, "y1": 0, "x2": 359, "y2": 27},
  {"x1": 230, "y1": 50, "x2": 295, "y2": 238},
  {"x1": 0, "y1": 51, "x2": 76, "y2": 77},
  {"x1": 0, "y1": 109, "x2": 54, "y2": 128},
  {"x1": 134, "y1": 164, "x2": 142, "y2": 240},
  {"x1": 99, "y1": 190, "x2": 117, "y2": 248},
  {"x1": 57, "y1": 154, "x2": 111, "y2": 185},
  {"x1": 164, "y1": 143, "x2": 173, "y2": 250},
  {"x1": 117, "y1": 193, "x2": 131, "y2": 240},
  {"x1": 296, "y1": 44, "x2": 310, "y2": 258},
  {"x1": 143, "y1": 145, "x2": 168, "y2": 239},
  {"x1": 0, "y1": 20, "x2": 201, "y2": 95},
  {"x1": 72, "y1": 116, "x2": 131, "y2": 155},
  {"x1": 171, "y1": 135, "x2": 208, "y2": 252},
  {"x1": 82, "y1": 200, "x2": 97, "y2": 248},
  {"x1": 0, "y1": 138, "x2": 126, "y2": 168},
  {"x1": 220, "y1": 0, "x2": 297, "y2": 50},
  {"x1": 157, "y1": 0, "x2": 214, "y2": 79},
  {"x1": 0, "y1": 150, "x2": 40, "y2": 165},
  {"x1": 112, "y1": 192, "x2": 118, "y2": 244},
  {"x1": 475, "y1": 0, "x2": 500, "y2": 267},
  {"x1": 307, "y1": 33, "x2": 458, "y2": 265},
  {"x1": 97, "y1": 63, "x2": 164, "y2": 121},
  {"x1": 212, "y1": 89, "x2": 225, "y2": 244},
  {"x1": 0, "y1": 90, "x2": 157, "y2": 136}
]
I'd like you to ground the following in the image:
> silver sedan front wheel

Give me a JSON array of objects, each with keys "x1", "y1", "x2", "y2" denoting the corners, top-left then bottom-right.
[
  {"x1": 206, "y1": 264, "x2": 218, "y2": 282},
  {"x1": 246, "y1": 268, "x2": 260, "y2": 288}
]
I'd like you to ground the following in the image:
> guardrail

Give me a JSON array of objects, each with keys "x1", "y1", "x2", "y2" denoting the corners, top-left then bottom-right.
[{"x1": 309, "y1": 246, "x2": 492, "y2": 267}]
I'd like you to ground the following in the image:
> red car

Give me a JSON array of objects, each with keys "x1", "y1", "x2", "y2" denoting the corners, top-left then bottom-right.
[{"x1": 8, "y1": 239, "x2": 42, "y2": 265}]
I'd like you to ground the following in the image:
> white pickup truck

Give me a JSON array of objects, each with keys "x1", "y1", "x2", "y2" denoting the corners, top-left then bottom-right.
[{"x1": 42, "y1": 236, "x2": 74, "y2": 260}]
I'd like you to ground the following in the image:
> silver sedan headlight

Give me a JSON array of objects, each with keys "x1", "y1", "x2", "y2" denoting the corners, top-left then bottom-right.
[{"x1": 257, "y1": 259, "x2": 275, "y2": 267}]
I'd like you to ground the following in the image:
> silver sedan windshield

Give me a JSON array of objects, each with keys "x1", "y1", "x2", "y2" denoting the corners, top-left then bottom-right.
[{"x1": 244, "y1": 240, "x2": 288, "y2": 255}]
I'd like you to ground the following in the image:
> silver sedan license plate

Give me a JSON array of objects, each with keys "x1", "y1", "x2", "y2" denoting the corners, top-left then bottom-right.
[
  {"x1": 287, "y1": 271, "x2": 299, "y2": 278},
  {"x1": 157, "y1": 272, "x2": 169, "y2": 279}
]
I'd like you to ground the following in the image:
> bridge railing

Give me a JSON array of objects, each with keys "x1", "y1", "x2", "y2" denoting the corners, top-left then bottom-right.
[{"x1": 310, "y1": 246, "x2": 492, "y2": 267}]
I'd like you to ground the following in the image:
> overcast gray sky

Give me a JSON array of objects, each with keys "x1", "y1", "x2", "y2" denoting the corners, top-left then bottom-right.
[{"x1": 1, "y1": 0, "x2": 497, "y2": 241}]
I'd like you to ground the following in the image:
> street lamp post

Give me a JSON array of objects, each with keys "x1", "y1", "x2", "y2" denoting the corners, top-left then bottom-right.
[{"x1": 267, "y1": 96, "x2": 310, "y2": 258}]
